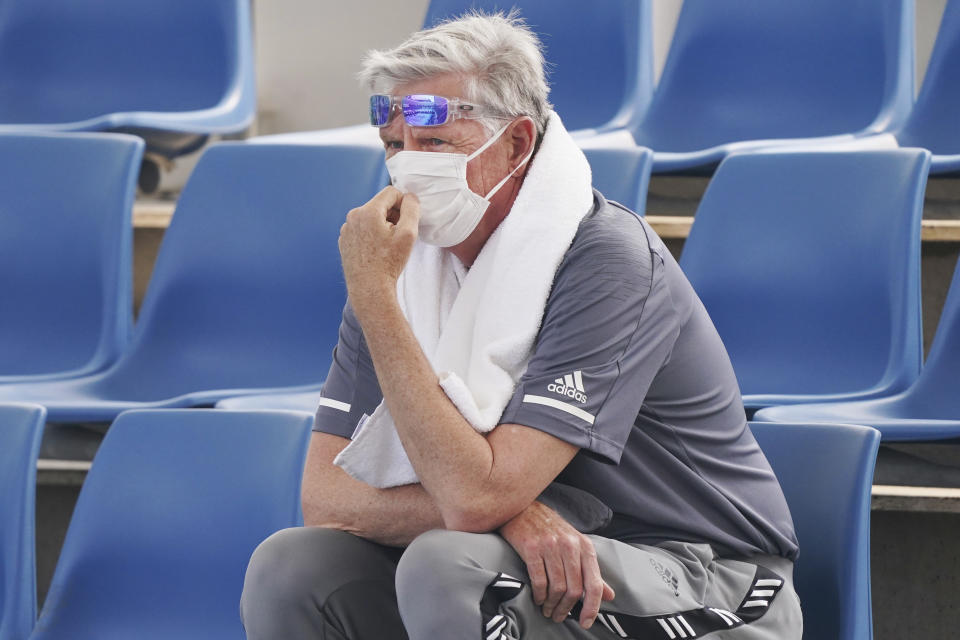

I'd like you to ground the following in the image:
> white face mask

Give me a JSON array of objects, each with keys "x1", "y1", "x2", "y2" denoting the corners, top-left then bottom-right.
[{"x1": 385, "y1": 122, "x2": 533, "y2": 247}]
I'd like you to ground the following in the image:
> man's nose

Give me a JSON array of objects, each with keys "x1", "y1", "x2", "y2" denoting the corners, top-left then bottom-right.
[{"x1": 401, "y1": 126, "x2": 423, "y2": 151}]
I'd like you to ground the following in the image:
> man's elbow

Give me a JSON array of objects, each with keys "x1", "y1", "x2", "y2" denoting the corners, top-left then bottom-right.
[{"x1": 439, "y1": 498, "x2": 519, "y2": 534}]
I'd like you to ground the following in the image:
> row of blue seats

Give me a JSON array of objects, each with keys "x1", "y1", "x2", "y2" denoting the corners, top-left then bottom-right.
[
  {"x1": 271, "y1": 0, "x2": 960, "y2": 175},
  {"x1": 0, "y1": 404, "x2": 880, "y2": 640},
  {"x1": 1, "y1": 132, "x2": 958, "y2": 442},
  {"x1": 0, "y1": 0, "x2": 255, "y2": 159},
  {"x1": 4, "y1": 0, "x2": 960, "y2": 176},
  {"x1": 591, "y1": 0, "x2": 960, "y2": 173},
  {"x1": 0, "y1": 132, "x2": 648, "y2": 417}
]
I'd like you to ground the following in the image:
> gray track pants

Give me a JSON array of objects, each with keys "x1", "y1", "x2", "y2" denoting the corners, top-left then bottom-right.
[{"x1": 240, "y1": 527, "x2": 802, "y2": 639}]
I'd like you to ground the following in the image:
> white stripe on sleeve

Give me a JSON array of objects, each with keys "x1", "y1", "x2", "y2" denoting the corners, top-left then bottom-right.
[
  {"x1": 522, "y1": 394, "x2": 596, "y2": 425},
  {"x1": 316, "y1": 397, "x2": 351, "y2": 412}
]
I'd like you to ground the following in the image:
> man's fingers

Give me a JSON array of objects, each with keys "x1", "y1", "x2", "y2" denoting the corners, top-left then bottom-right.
[
  {"x1": 344, "y1": 186, "x2": 401, "y2": 228},
  {"x1": 602, "y1": 581, "x2": 616, "y2": 601},
  {"x1": 526, "y1": 557, "x2": 549, "y2": 607},
  {"x1": 540, "y1": 547, "x2": 566, "y2": 618},
  {"x1": 577, "y1": 541, "x2": 606, "y2": 629},
  {"x1": 369, "y1": 185, "x2": 404, "y2": 214},
  {"x1": 553, "y1": 542, "x2": 583, "y2": 623},
  {"x1": 395, "y1": 192, "x2": 421, "y2": 236}
]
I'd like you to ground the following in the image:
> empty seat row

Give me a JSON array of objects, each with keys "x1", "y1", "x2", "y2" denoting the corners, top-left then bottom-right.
[
  {"x1": 2, "y1": 134, "x2": 957, "y2": 442},
  {"x1": 0, "y1": 132, "x2": 651, "y2": 421},
  {"x1": 4, "y1": 0, "x2": 957, "y2": 179},
  {"x1": 0, "y1": 404, "x2": 881, "y2": 639},
  {"x1": 0, "y1": 135, "x2": 385, "y2": 422},
  {"x1": 223, "y1": 146, "x2": 960, "y2": 445},
  {"x1": 269, "y1": 0, "x2": 960, "y2": 176},
  {"x1": 0, "y1": 0, "x2": 254, "y2": 163},
  {"x1": 0, "y1": 404, "x2": 313, "y2": 640}
]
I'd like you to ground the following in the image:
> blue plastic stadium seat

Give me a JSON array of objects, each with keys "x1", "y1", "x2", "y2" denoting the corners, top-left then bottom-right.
[
  {"x1": 582, "y1": 146, "x2": 654, "y2": 214},
  {"x1": 0, "y1": 133, "x2": 143, "y2": 383},
  {"x1": 217, "y1": 389, "x2": 323, "y2": 413},
  {"x1": 28, "y1": 409, "x2": 313, "y2": 640},
  {"x1": 754, "y1": 254, "x2": 960, "y2": 441},
  {"x1": 891, "y1": 0, "x2": 960, "y2": 174},
  {"x1": 680, "y1": 149, "x2": 929, "y2": 411},
  {"x1": 0, "y1": 143, "x2": 385, "y2": 422},
  {"x1": 749, "y1": 422, "x2": 880, "y2": 640},
  {"x1": 0, "y1": 0, "x2": 255, "y2": 158},
  {"x1": 624, "y1": 0, "x2": 914, "y2": 173},
  {"x1": 0, "y1": 404, "x2": 45, "y2": 640}
]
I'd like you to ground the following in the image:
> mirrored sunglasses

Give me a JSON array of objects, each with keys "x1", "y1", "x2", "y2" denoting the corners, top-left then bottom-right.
[{"x1": 369, "y1": 94, "x2": 501, "y2": 127}]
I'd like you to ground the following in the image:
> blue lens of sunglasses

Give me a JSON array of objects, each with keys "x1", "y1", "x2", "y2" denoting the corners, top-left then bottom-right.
[
  {"x1": 402, "y1": 94, "x2": 449, "y2": 126},
  {"x1": 370, "y1": 95, "x2": 392, "y2": 126}
]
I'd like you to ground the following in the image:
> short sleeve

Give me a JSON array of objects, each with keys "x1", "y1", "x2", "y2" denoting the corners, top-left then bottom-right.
[
  {"x1": 313, "y1": 301, "x2": 383, "y2": 438},
  {"x1": 499, "y1": 217, "x2": 681, "y2": 463}
]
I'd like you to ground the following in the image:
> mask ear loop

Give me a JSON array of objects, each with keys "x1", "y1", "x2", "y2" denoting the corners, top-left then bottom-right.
[
  {"x1": 479, "y1": 117, "x2": 537, "y2": 200},
  {"x1": 466, "y1": 121, "x2": 512, "y2": 161}
]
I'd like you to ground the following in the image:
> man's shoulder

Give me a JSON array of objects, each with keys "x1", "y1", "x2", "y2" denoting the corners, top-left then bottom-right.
[{"x1": 556, "y1": 192, "x2": 658, "y2": 288}]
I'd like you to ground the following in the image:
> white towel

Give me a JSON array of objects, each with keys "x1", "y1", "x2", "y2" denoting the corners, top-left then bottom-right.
[{"x1": 334, "y1": 111, "x2": 594, "y2": 488}]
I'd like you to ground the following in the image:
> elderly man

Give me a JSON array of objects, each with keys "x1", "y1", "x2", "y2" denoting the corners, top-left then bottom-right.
[{"x1": 241, "y1": 12, "x2": 802, "y2": 640}]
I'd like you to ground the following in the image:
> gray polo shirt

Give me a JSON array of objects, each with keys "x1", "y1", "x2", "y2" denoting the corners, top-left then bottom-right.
[{"x1": 315, "y1": 192, "x2": 799, "y2": 560}]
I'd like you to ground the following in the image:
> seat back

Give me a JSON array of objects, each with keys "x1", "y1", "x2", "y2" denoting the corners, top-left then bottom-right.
[
  {"x1": 422, "y1": 0, "x2": 652, "y2": 133},
  {"x1": 632, "y1": 0, "x2": 913, "y2": 152},
  {"x1": 680, "y1": 149, "x2": 928, "y2": 407},
  {"x1": 903, "y1": 255, "x2": 960, "y2": 415},
  {"x1": 32, "y1": 409, "x2": 313, "y2": 640},
  {"x1": 0, "y1": 133, "x2": 142, "y2": 381},
  {"x1": 749, "y1": 421, "x2": 880, "y2": 640},
  {"x1": 0, "y1": 0, "x2": 252, "y2": 131},
  {"x1": 896, "y1": 0, "x2": 960, "y2": 154},
  {"x1": 0, "y1": 404, "x2": 45, "y2": 640},
  {"x1": 582, "y1": 146, "x2": 654, "y2": 214},
  {"x1": 86, "y1": 143, "x2": 385, "y2": 402}
]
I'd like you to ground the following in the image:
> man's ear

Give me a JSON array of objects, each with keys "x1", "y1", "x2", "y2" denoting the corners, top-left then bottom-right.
[{"x1": 508, "y1": 116, "x2": 537, "y2": 174}]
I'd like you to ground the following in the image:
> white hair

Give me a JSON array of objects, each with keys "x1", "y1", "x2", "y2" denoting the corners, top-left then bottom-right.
[{"x1": 358, "y1": 11, "x2": 552, "y2": 138}]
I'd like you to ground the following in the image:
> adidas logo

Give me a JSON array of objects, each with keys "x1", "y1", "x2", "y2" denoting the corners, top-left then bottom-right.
[{"x1": 547, "y1": 371, "x2": 587, "y2": 404}]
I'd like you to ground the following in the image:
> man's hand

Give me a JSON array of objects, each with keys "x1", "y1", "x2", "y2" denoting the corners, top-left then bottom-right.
[
  {"x1": 338, "y1": 186, "x2": 420, "y2": 314},
  {"x1": 499, "y1": 501, "x2": 615, "y2": 630}
]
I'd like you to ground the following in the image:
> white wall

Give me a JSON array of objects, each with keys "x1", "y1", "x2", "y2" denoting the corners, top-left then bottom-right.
[
  {"x1": 254, "y1": 0, "x2": 429, "y2": 135},
  {"x1": 916, "y1": 0, "x2": 948, "y2": 89},
  {"x1": 253, "y1": 0, "x2": 948, "y2": 136}
]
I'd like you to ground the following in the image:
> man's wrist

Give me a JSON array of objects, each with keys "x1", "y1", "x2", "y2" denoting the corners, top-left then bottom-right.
[{"x1": 349, "y1": 280, "x2": 399, "y2": 320}]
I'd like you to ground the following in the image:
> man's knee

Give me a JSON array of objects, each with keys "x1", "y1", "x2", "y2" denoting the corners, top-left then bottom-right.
[
  {"x1": 397, "y1": 530, "x2": 517, "y2": 638},
  {"x1": 396, "y1": 529, "x2": 475, "y2": 594},
  {"x1": 241, "y1": 527, "x2": 323, "y2": 617},
  {"x1": 243, "y1": 527, "x2": 409, "y2": 639},
  {"x1": 243, "y1": 527, "x2": 372, "y2": 617}
]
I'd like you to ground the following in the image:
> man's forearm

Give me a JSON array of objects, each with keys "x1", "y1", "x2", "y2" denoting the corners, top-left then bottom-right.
[
  {"x1": 350, "y1": 292, "x2": 498, "y2": 519},
  {"x1": 303, "y1": 432, "x2": 444, "y2": 547}
]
